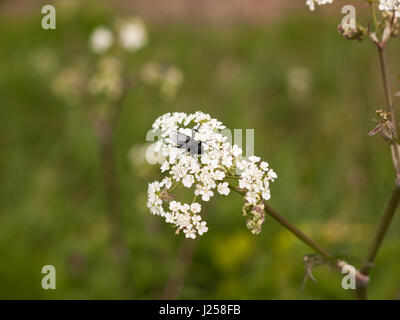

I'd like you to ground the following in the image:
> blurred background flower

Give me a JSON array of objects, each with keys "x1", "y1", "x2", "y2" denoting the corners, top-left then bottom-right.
[
  {"x1": 141, "y1": 62, "x2": 184, "y2": 101},
  {"x1": 90, "y1": 26, "x2": 114, "y2": 54},
  {"x1": 286, "y1": 66, "x2": 312, "y2": 102},
  {"x1": 118, "y1": 17, "x2": 148, "y2": 52}
]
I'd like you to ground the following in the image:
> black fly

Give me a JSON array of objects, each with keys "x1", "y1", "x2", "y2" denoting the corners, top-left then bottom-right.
[{"x1": 170, "y1": 126, "x2": 204, "y2": 156}]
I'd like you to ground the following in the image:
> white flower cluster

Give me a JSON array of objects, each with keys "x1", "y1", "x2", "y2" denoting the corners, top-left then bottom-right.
[
  {"x1": 90, "y1": 17, "x2": 147, "y2": 54},
  {"x1": 379, "y1": 0, "x2": 400, "y2": 17},
  {"x1": 238, "y1": 156, "x2": 277, "y2": 205},
  {"x1": 146, "y1": 112, "x2": 277, "y2": 239},
  {"x1": 306, "y1": 0, "x2": 334, "y2": 11},
  {"x1": 306, "y1": 0, "x2": 400, "y2": 17}
]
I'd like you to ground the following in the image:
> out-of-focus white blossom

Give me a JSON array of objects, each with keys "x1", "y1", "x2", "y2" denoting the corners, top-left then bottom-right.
[
  {"x1": 29, "y1": 48, "x2": 59, "y2": 77},
  {"x1": 140, "y1": 62, "x2": 184, "y2": 101},
  {"x1": 90, "y1": 17, "x2": 148, "y2": 54},
  {"x1": 88, "y1": 57, "x2": 122, "y2": 100},
  {"x1": 118, "y1": 18, "x2": 148, "y2": 52},
  {"x1": 52, "y1": 64, "x2": 85, "y2": 104},
  {"x1": 379, "y1": 0, "x2": 400, "y2": 17},
  {"x1": 90, "y1": 26, "x2": 114, "y2": 54},
  {"x1": 286, "y1": 67, "x2": 312, "y2": 101},
  {"x1": 146, "y1": 111, "x2": 277, "y2": 239},
  {"x1": 306, "y1": 0, "x2": 334, "y2": 11}
]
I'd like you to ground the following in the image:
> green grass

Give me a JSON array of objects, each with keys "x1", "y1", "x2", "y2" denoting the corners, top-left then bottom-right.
[{"x1": 1, "y1": 3, "x2": 400, "y2": 299}]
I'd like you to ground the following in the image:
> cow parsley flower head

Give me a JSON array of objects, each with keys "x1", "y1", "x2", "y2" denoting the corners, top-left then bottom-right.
[
  {"x1": 146, "y1": 111, "x2": 277, "y2": 239},
  {"x1": 306, "y1": 0, "x2": 334, "y2": 11}
]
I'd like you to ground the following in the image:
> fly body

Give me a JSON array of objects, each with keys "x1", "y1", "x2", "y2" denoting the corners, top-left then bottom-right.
[{"x1": 170, "y1": 128, "x2": 204, "y2": 156}]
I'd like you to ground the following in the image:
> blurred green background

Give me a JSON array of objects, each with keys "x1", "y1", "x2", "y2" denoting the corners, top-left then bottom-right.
[{"x1": 1, "y1": 0, "x2": 400, "y2": 299}]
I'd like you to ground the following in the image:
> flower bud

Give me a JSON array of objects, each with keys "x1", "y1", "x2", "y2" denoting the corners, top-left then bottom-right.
[{"x1": 337, "y1": 24, "x2": 366, "y2": 41}]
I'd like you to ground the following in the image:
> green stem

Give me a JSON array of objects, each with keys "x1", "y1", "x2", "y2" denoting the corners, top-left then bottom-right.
[
  {"x1": 357, "y1": 180, "x2": 400, "y2": 299},
  {"x1": 225, "y1": 175, "x2": 241, "y2": 179},
  {"x1": 356, "y1": 15, "x2": 400, "y2": 299},
  {"x1": 94, "y1": 113, "x2": 126, "y2": 260},
  {"x1": 369, "y1": 1, "x2": 381, "y2": 39},
  {"x1": 168, "y1": 181, "x2": 182, "y2": 193},
  {"x1": 361, "y1": 180, "x2": 400, "y2": 275},
  {"x1": 264, "y1": 202, "x2": 332, "y2": 257},
  {"x1": 377, "y1": 47, "x2": 400, "y2": 176},
  {"x1": 228, "y1": 184, "x2": 369, "y2": 288},
  {"x1": 378, "y1": 48, "x2": 395, "y2": 122},
  {"x1": 228, "y1": 184, "x2": 332, "y2": 257}
]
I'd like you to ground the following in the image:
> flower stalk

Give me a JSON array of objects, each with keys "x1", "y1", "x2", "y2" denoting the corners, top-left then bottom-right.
[
  {"x1": 357, "y1": 179, "x2": 400, "y2": 299},
  {"x1": 228, "y1": 184, "x2": 369, "y2": 289},
  {"x1": 356, "y1": 1, "x2": 400, "y2": 298}
]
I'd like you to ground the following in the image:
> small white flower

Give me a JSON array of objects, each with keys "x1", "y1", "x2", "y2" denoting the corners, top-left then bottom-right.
[
  {"x1": 201, "y1": 189, "x2": 214, "y2": 202},
  {"x1": 182, "y1": 174, "x2": 195, "y2": 188},
  {"x1": 306, "y1": 0, "x2": 334, "y2": 11},
  {"x1": 249, "y1": 156, "x2": 260, "y2": 163},
  {"x1": 232, "y1": 144, "x2": 242, "y2": 157},
  {"x1": 217, "y1": 182, "x2": 230, "y2": 196},
  {"x1": 161, "y1": 161, "x2": 170, "y2": 172},
  {"x1": 221, "y1": 155, "x2": 233, "y2": 168},
  {"x1": 165, "y1": 212, "x2": 175, "y2": 223},
  {"x1": 191, "y1": 202, "x2": 201, "y2": 213},
  {"x1": 260, "y1": 161, "x2": 269, "y2": 171},
  {"x1": 181, "y1": 203, "x2": 190, "y2": 214},
  {"x1": 169, "y1": 201, "x2": 181, "y2": 212},
  {"x1": 192, "y1": 214, "x2": 202, "y2": 223},
  {"x1": 160, "y1": 177, "x2": 172, "y2": 189},
  {"x1": 214, "y1": 170, "x2": 225, "y2": 181},
  {"x1": 90, "y1": 26, "x2": 114, "y2": 54},
  {"x1": 196, "y1": 221, "x2": 208, "y2": 235},
  {"x1": 245, "y1": 192, "x2": 259, "y2": 205},
  {"x1": 262, "y1": 190, "x2": 271, "y2": 201},
  {"x1": 267, "y1": 169, "x2": 278, "y2": 181},
  {"x1": 306, "y1": 0, "x2": 315, "y2": 11},
  {"x1": 183, "y1": 225, "x2": 196, "y2": 239}
]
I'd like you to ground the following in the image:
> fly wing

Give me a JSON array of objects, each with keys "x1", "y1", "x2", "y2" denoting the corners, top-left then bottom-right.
[{"x1": 169, "y1": 130, "x2": 190, "y2": 146}]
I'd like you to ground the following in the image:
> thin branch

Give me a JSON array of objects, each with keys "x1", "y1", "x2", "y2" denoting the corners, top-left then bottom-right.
[
  {"x1": 378, "y1": 48, "x2": 394, "y2": 123},
  {"x1": 357, "y1": 179, "x2": 400, "y2": 299},
  {"x1": 369, "y1": 1, "x2": 381, "y2": 39},
  {"x1": 356, "y1": 5, "x2": 400, "y2": 299},
  {"x1": 160, "y1": 238, "x2": 198, "y2": 299},
  {"x1": 371, "y1": 4, "x2": 400, "y2": 178},
  {"x1": 263, "y1": 202, "x2": 332, "y2": 258},
  {"x1": 362, "y1": 181, "x2": 400, "y2": 269},
  {"x1": 93, "y1": 112, "x2": 126, "y2": 260},
  {"x1": 228, "y1": 184, "x2": 368, "y2": 289},
  {"x1": 228, "y1": 184, "x2": 331, "y2": 257}
]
